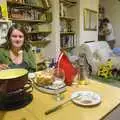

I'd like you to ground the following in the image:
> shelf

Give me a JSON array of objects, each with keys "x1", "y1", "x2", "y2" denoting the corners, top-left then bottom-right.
[
  {"x1": 31, "y1": 40, "x2": 51, "y2": 47},
  {"x1": 9, "y1": 18, "x2": 48, "y2": 23},
  {"x1": 60, "y1": 16, "x2": 75, "y2": 21},
  {"x1": 7, "y1": 1, "x2": 49, "y2": 11},
  {"x1": 60, "y1": 0, "x2": 77, "y2": 7},
  {"x1": 0, "y1": 19, "x2": 11, "y2": 23},
  {"x1": 28, "y1": 31, "x2": 51, "y2": 34},
  {"x1": 61, "y1": 46, "x2": 75, "y2": 50},
  {"x1": 60, "y1": 32, "x2": 75, "y2": 35}
]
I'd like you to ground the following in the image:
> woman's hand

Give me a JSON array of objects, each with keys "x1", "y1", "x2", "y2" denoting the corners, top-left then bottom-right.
[{"x1": 0, "y1": 64, "x2": 9, "y2": 70}]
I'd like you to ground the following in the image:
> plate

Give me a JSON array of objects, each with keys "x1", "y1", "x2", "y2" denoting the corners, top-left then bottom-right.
[
  {"x1": 33, "y1": 79, "x2": 66, "y2": 94},
  {"x1": 71, "y1": 91, "x2": 101, "y2": 106}
]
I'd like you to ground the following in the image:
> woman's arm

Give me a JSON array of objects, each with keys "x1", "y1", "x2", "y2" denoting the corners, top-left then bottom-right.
[
  {"x1": 0, "y1": 48, "x2": 9, "y2": 70},
  {"x1": 24, "y1": 48, "x2": 36, "y2": 72},
  {"x1": 0, "y1": 64, "x2": 9, "y2": 70}
]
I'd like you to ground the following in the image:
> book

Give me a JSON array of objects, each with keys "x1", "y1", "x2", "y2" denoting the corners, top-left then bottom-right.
[
  {"x1": 0, "y1": 0, "x2": 8, "y2": 19},
  {"x1": 42, "y1": 0, "x2": 51, "y2": 8}
]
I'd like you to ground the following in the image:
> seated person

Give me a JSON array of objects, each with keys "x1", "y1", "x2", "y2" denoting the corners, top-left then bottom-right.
[{"x1": 0, "y1": 24, "x2": 36, "y2": 72}]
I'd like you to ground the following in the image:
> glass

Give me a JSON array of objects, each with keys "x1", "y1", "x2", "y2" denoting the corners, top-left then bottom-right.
[
  {"x1": 53, "y1": 68, "x2": 65, "y2": 101},
  {"x1": 79, "y1": 64, "x2": 89, "y2": 85},
  {"x1": 72, "y1": 67, "x2": 79, "y2": 88}
]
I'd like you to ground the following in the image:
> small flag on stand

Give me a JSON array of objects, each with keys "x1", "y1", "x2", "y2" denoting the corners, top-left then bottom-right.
[{"x1": 56, "y1": 51, "x2": 77, "y2": 86}]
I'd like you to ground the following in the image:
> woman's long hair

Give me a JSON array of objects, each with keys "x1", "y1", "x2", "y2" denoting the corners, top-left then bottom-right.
[{"x1": 3, "y1": 24, "x2": 31, "y2": 51}]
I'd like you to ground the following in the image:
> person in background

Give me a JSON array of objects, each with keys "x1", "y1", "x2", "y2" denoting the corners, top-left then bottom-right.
[
  {"x1": 0, "y1": 24, "x2": 36, "y2": 72},
  {"x1": 102, "y1": 18, "x2": 115, "y2": 49}
]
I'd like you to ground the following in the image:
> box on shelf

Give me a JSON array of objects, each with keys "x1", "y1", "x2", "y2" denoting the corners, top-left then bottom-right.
[
  {"x1": 10, "y1": 8, "x2": 24, "y2": 19},
  {"x1": 32, "y1": 24, "x2": 51, "y2": 32},
  {"x1": 24, "y1": 0, "x2": 43, "y2": 7}
]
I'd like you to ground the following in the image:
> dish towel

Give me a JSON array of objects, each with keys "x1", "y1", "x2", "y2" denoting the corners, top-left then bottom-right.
[{"x1": 56, "y1": 52, "x2": 77, "y2": 85}]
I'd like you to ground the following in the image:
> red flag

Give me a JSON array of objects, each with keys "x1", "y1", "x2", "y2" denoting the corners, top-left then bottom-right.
[{"x1": 56, "y1": 52, "x2": 77, "y2": 86}]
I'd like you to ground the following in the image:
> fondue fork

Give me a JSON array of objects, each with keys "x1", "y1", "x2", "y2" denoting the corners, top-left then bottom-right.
[{"x1": 45, "y1": 94, "x2": 81, "y2": 115}]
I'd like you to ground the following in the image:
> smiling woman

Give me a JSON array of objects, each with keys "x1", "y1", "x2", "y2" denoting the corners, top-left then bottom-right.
[{"x1": 0, "y1": 24, "x2": 36, "y2": 72}]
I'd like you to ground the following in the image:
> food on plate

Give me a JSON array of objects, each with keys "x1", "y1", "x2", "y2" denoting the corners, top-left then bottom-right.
[
  {"x1": 81, "y1": 100, "x2": 92, "y2": 104},
  {"x1": 36, "y1": 71, "x2": 53, "y2": 86}
]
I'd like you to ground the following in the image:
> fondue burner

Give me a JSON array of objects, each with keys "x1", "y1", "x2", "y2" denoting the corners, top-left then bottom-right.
[{"x1": 0, "y1": 89, "x2": 33, "y2": 110}]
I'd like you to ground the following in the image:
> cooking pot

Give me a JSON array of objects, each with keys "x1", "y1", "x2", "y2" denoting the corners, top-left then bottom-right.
[{"x1": 0, "y1": 68, "x2": 31, "y2": 93}]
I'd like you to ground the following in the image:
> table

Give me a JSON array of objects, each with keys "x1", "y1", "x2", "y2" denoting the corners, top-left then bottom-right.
[{"x1": 1, "y1": 80, "x2": 120, "y2": 120}]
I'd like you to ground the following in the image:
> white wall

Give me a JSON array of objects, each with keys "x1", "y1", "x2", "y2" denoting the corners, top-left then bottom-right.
[
  {"x1": 43, "y1": 0, "x2": 60, "y2": 58},
  {"x1": 79, "y1": 0, "x2": 99, "y2": 44},
  {"x1": 100, "y1": 0, "x2": 120, "y2": 47}
]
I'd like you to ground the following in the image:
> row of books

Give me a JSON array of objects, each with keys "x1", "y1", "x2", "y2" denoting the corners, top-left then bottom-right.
[
  {"x1": 60, "y1": 35, "x2": 75, "y2": 48},
  {"x1": 60, "y1": 20, "x2": 73, "y2": 32}
]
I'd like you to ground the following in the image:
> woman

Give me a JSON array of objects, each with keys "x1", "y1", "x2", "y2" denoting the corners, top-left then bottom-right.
[
  {"x1": 0, "y1": 24, "x2": 36, "y2": 72},
  {"x1": 102, "y1": 18, "x2": 115, "y2": 49}
]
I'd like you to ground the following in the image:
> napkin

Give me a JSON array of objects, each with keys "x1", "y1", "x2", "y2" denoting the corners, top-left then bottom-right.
[{"x1": 56, "y1": 52, "x2": 77, "y2": 86}]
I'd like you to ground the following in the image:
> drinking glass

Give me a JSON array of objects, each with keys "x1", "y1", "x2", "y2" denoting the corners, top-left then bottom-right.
[{"x1": 53, "y1": 68, "x2": 65, "y2": 101}]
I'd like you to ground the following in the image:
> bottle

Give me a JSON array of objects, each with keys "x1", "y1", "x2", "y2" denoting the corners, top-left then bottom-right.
[
  {"x1": 78, "y1": 54, "x2": 89, "y2": 85},
  {"x1": 79, "y1": 64, "x2": 89, "y2": 85}
]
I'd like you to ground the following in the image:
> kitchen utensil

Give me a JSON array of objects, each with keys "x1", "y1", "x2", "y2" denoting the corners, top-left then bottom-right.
[{"x1": 45, "y1": 94, "x2": 80, "y2": 115}]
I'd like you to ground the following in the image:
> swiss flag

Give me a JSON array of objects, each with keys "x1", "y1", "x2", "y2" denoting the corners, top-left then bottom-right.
[{"x1": 56, "y1": 51, "x2": 77, "y2": 86}]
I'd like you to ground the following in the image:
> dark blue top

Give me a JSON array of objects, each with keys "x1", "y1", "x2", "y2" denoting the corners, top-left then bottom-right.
[{"x1": 8, "y1": 61, "x2": 28, "y2": 69}]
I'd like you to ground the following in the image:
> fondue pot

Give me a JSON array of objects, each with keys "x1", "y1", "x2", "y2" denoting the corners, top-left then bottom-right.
[
  {"x1": 0, "y1": 68, "x2": 33, "y2": 110},
  {"x1": 0, "y1": 68, "x2": 30, "y2": 93}
]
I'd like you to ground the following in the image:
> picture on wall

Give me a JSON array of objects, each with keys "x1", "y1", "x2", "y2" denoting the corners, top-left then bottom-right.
[{"x1": 84, "y1": 8, "x2": 97, "y2": 31}]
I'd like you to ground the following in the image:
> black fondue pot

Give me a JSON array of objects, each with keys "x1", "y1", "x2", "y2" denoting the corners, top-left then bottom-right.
[
  {"x1": 0, "y1": 68, "x2": 33, "y2": 110},
  {"x1": 0, "y1": 68, "x2": 29, "y2": 93}
]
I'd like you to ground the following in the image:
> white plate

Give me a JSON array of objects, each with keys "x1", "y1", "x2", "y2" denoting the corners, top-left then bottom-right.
[
  {"x1": 33, "y1": 78, "x2": 66, "y2": 94},
  {"x1": 71, "y1": 91, "x2": 101, "y2": 106}
]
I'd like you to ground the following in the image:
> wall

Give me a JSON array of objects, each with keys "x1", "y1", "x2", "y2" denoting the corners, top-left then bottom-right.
[
  {"x1": 43, "y1": 0, "x2": 60, "y2": 59},
  {"x1": 79, "y1": 0, "x2": 99, "y2": 44},
  {"x1": 100, "y1": 0, "x2": 120, "y2": 47}
]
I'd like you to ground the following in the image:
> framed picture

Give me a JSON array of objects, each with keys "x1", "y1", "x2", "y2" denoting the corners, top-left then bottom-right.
[{"x1": 84, "y1": 8, "x2": 97, "y2": 31}]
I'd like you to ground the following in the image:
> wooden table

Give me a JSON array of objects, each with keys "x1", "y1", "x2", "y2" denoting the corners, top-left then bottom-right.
[{"x1": 1, "y1": 80, "x2": 120, "y2": 120}]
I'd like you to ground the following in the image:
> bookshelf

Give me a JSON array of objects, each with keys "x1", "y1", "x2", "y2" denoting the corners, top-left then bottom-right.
[
  {"x1": 6, "y1": 0, "x2": 52, "y2": 48},
  {"x1": 59, "y1": 0, "x2": 77, "y2": 51},
  {"x1": 7, "y1": 1, "x2": 48, "y2": 11}
]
